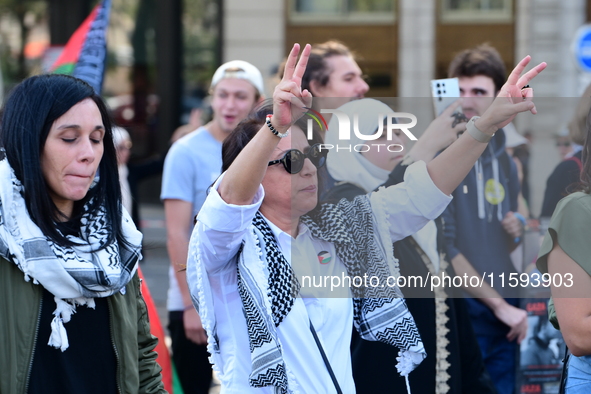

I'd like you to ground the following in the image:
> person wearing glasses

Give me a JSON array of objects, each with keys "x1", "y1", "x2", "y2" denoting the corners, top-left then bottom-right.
[
  {"x1": 555, "y1": 132, "x2": 574, "y2": 160},
  {"x1": 279, "y1": 39, "x2": 370, "y2": 199},
  {"x1": 186, "y1": 43, "x2": 545, "y2": 393}
]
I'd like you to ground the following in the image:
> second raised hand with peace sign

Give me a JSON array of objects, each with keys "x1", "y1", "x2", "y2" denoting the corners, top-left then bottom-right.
[
  {"x1": 218, "y1": 43, "x2": 312, "y2": 206},
  {"x1": 424, "y1": 55, "x2": 546, "y2": 197},
  {"x1": 475, "y1": 55, "x2": 547, "y2": 135}
]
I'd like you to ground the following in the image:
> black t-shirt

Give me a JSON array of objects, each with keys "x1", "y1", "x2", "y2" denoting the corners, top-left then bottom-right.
[
  {"x1": 28, "y1": 288, "x2": 118, "y2": 393},
  {"x1": 540, "y1": 150, "x2": 583, "y2": 218}
]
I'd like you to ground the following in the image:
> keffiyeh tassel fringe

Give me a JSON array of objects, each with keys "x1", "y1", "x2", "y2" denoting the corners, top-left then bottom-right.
[
  {"x1": 47, "y1": 297, "x2": 96, "y2": 351},
  {"x1": 396, "y1": 350, "x2": 425, "y2": 394}
]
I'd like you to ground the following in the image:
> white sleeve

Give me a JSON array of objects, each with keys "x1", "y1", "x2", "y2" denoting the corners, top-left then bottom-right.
[
  {"x1": 370, "y1": 160, "x2": 452, "y2": 242},
  {"x1": 189, "y1": 172, "x2": 264, "y2": 274}
]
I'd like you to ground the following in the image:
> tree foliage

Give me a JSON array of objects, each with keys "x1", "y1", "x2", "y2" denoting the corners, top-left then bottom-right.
[{"x1": 0, "y1": 0, "x2": 46, "y2": 86}]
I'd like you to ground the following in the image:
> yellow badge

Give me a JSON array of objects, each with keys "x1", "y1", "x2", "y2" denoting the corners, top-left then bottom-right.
[{"x1": 484, "y1": 179, "x2": 505, "y2": 205}]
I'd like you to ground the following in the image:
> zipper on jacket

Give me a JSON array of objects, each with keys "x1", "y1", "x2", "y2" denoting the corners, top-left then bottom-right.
[
  {"x1": 24, "y1": 295, "x2": 43, "y2": 393},
  {"x1": 108, "y1": 298, "x2": 122, "y2": 394}
]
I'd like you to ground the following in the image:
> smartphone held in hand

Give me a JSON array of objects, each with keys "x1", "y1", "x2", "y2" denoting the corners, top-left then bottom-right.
[{"x1": 430, "y1": 78, "x2": 462, "y2": 116}]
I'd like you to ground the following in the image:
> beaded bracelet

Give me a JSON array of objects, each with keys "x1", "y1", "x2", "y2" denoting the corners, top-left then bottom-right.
[{"x1": 266, "y1": 115, "x2": 290, "y2": 138}]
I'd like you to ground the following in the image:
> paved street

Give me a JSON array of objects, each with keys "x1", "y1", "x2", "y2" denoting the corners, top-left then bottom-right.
[{"x1": 138, "y1": 203, "x2": 170, "y2": 329}]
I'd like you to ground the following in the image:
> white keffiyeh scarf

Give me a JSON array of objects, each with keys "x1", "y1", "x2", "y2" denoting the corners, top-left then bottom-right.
[
  {"x1": 0, "y1": 158, "x2": 142, "y2": 351},
  {"x1": 192, "y1": 195, "x2": 426, "y2": 394}
]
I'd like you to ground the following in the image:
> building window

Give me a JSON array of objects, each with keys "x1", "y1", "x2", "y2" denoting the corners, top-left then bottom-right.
[
  {"x1": 440, "y1": 0, "x2": 513, "y2": 23},
  {"x1": 289, "y1": 0, "x2": 395, "y2": 24}
]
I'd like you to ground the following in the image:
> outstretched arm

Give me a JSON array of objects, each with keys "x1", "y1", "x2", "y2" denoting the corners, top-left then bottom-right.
[
  {"x1": 427, "y1": 56, "x2": 546, "y2": 196},
  {"x1": 218, "y1": 43, "x2": 312, "y2": 205}
]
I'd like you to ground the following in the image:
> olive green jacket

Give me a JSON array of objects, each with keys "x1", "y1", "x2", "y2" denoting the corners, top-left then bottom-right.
[{"x1": 0, "y1": 257, "x2": 167, "y2": 394}]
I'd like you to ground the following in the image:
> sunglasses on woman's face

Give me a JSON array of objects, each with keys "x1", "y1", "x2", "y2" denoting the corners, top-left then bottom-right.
[{"x1": 267, "y1": 143, "x2": 327, "y2": 174}]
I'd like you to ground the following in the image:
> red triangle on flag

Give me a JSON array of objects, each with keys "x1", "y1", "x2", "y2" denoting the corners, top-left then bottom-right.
[{"x1": 50, "y1": 6, "x2": 99, "y2": 72}]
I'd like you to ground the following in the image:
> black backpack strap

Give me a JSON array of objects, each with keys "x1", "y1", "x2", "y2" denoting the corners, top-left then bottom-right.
[{"x1": 559, "y1": 345, "x2": 570, "y2": 393}]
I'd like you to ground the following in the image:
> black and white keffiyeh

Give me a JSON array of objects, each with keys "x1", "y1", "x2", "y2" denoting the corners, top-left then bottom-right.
[
  {"x1": 303, "y1": 196, "x2": 425, "y2": 367},
  {"x1": 194, "y1": 193, "x2": 426, "y2": 394},
  {"x1": 0, "y1": 158, "x2": 142, "y2": 351},
  {"x1": 251, "y1": 212, "x2": 300, "y2": 327},
  {"x1": 235, "y1": 213, "x2": 301, "y2": 392}
]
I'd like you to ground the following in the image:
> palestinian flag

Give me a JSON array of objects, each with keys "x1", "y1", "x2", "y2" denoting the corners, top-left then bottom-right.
[
  {"x1": 138, "y1": 268, "x2": 175, "y2": 393},
  {"x1": 50, "y1": 0, "x2": 111, "y2": 94}
]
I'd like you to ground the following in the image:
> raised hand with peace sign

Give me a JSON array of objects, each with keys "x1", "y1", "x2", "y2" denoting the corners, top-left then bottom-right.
[
  {"x1": 269, "y1": 43, "x2": 313, "y2": 135},
  {"x1": 217, "y1": 43, "x2": 314, "y2": 206},
  {"x1": 476, "y1": 55, "x2": 547, "y2": 135},
  {"x1": 427, "y1": 55, "x2": 546, "y2": 196}
]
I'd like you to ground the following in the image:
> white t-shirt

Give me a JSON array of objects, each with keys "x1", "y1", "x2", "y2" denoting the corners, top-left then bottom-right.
[{"x1": 160, "y1": 127, "x2": 222, "y2": 311}]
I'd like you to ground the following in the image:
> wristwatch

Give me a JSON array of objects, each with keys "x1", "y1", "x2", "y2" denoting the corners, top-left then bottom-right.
[{"x1": 466, "y1": 116, "x2": 494, "y2": 143}]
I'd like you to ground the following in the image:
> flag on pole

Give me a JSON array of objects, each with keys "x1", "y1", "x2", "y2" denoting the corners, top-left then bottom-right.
[
  {"x1": 50, "y1": 0, "x2": 112, "y2": 94},
  {"x1": 49, "y1": 2, "x2": 181, "y2": 390}
]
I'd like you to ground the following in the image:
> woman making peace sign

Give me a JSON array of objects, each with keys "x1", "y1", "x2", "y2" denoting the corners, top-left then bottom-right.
[{"x1": 187, "y1": 43, "x2": 545, "y2": 393}]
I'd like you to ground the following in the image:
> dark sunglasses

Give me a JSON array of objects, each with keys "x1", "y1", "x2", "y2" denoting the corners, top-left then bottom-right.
[{"x1": 267, "y1": 143, "x2": 327, "y2": 174}]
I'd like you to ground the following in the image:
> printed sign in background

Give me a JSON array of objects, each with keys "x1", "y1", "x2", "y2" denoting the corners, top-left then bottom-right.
[{"x1": 518, "y1": 289, "x2": 565, "y2": 394}]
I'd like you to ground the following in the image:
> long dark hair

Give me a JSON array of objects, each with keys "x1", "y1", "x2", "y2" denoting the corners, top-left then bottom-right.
[{"x1": 0, "y1": 74, "x2": 123, "y2": 248}]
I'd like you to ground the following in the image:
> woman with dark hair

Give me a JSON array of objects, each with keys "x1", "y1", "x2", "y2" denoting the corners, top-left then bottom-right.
[
  {"x1": 282, "y1": 40, "x2": 370, "y2": 196},
  {"x1": 0, "y1": 74, "x2": 165, "y2": 393},
  {"x1": 537, "y1": 107, "x2": 591, "y2": 392},
  {"x1": 187, "y1": 43, "x2": 545, "y2": 393}
]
